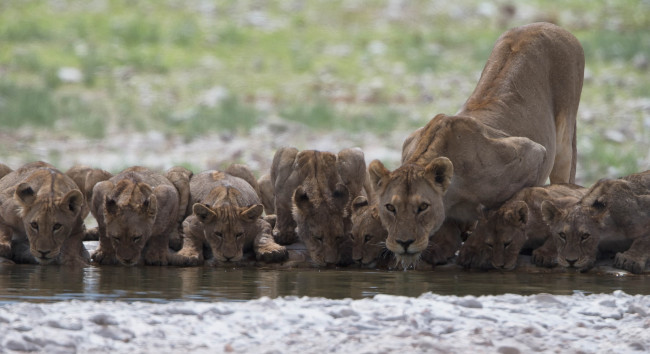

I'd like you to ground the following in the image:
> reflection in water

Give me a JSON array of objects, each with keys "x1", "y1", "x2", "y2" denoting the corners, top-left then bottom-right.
[{"x1": 0, "y1": 264, "x2": 648, "y2": 303}]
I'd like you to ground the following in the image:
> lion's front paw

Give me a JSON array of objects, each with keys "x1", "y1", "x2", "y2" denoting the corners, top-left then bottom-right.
[
  {"x1": 91, "y1": 249, "x2": 114, "y2": 265},
  {"x1": 421, "y1": 243, "x2": 450, "y2": 266},
  {"x1": 0, "y1": 243, "x2": 12, "y2": 259},
  {"x1": 532, "y1": 247, "x2": 558, "y2": 268},
  {"x1": 614, "y1": 252, "x2": 645, "y2": 274},
  {"x1": 145, "y1": 251, "x2": 168, "y2": 266},
  {"x1": 273, "y1": 230, "x2": 298, "y2": 246},
  {"x1": 257, "y1": 244, "x2": 289, "y2": 263},
  {"x1": 169, "y1": 250, "x2": 202, "y2": 266}
]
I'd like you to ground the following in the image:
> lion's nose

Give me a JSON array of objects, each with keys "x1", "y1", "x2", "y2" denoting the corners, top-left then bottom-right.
[
  {"x1": 565, "y1": 257, "x2": 578, "y2": 266},
  {"x1": 37, "y1": 250, "x2": 51, "y2": 257},
  {"x1": 224, "y1": 256, "x2": 233, "y2": 262},
  {"x1": 396, "y1": 239, "x2": 414, "y2": 252}
]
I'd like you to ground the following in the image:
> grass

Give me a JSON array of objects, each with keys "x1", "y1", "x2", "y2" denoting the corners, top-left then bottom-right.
[{"x1": 0, "y1": 0, "x2": 648, "y2": 185}]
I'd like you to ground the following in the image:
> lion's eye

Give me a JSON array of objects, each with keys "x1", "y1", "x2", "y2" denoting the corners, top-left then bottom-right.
[
  {"x1": 486, "y1": 243, "x2": 493, "y2": 249},
  {"x1": 385, "y1": 204, "x2": 395, "y2": 213},
  {"x1": 112, "y1": 236, "x2": 121, "y2": 243},
  {"x1": 504, "y1": 241, "x2": 512, "y2": 248},
  {"x1": 580, "y1": 233, "x2": 590, "y2": 241},
  {"x1": 215, "y1": 232, "x2": 223, "y2": 238},
  {"x1": 52, "y1": 223, "x2": 62, "y2": 231},
  {"x1": 235, "y1": 233, "x2": 244, "y2": 239},
  {"x1": 417, "y1": 203, "x2": 429, "y2": 213},
  {"x1": 133, "y1": 235, "x2": 142, "y2": 243},
  {"x1": 313, "y1": 235, "x2": 323, "y2": 242},
  {"x1": 558, "y1": 232, "x2": 567, "y2": 241},
  {"x1": 364, "y1": 234, "x2": 372, "y2": 243},
  {"x1": 30, "y1": 222, "x2": 39, "y2": 231}
]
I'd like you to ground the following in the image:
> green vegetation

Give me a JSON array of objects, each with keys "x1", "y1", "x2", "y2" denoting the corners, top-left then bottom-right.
[{"x1": 0, "y1": 0, "x2": 648, "y2": 184}]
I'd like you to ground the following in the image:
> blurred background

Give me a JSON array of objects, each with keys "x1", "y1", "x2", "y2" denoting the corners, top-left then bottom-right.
[{"x1": 0, "y1": 0, "x2": 648, "y2": 186}]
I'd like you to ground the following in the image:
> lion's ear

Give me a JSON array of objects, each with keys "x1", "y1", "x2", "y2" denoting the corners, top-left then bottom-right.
[
  {"x1": 352, "y1": 196, "x2": 369, "y2": 214},
  {"x1": 61, "y1": 190, "x2": 84, "y2": 217},
  {"x1": 505, "y1": 201, "x2": 528, "y2": 227},
  {"x1": 240, "y1": 204, "x2": 263, "y2": 223},
  {"x1": 143, "y1": 194, "x2": 157, "y2": 219},
  {"x1": 332, "y1": 183, "x2": 349, "y2": 208},
  {"x1": 541, "y1": 200, "x2": 562, "y2": 224},
  {"x1": 15, "y1": 183, "x2": 36, "y2": 206},
  {"x1": 293, "y1": 186, "x2": 310, "y2": 210},
  {"x1": 368, "y1": 160, "x2": 390, "y2": 190},
  {"x1": 105, "y1": 197, "x2": 118, "y2": 216},
  {"x1": 336, "y1": 148, "x2": 367, "y2": 197},
  {"x1": 193, "y1": 203, "x2": 216, "y2": 224},
  {"x1": 425, "y1": 157, "x2": 453, "y2": 192}
]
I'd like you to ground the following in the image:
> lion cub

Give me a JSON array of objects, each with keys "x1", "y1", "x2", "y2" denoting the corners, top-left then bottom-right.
[
  {"x1": 458, "y1": 184, "x2": 586, "y2": 270},
  {"x1": 178, "y1": 165, "x2": 288, "y2": 266},
  {"x1": 542, "y1": 170, "x2": 650, "y2": 273},
  {"x1": 0, "y1": 161, "x2": 88, "y2": 266},
  {"x1": 350, "y1": 196, "x2": 390, "y2": 268},
  {"x1": 90, "y1": 166, "x2": 183, "y2": 266},
  {"x1": 270, "y1": 147, "x2": 367, "y2": 267}
]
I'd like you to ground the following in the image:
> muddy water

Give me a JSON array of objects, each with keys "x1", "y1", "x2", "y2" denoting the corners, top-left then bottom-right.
[{"x1": 0, "y1": 264, "x2": 648, "y2": 303}]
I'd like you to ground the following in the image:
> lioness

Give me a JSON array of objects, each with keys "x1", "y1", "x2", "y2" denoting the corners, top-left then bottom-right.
[
  {"x1": 350, "y1": 196, "x2": 390, "y2": 268},
  {"x1": 541, "y1": 170, "x2": 650, "y2": 273},
  {"x1": 90, "y1": 166, "x2": 182, "y2": 266},
  {"x1": 458, "y1": 183, "x2": 586, "y2": 270},
  {"x1": 271, "y1": 147, "x2": 366, "y2": 266},
  {"x1": 177, "y1": 165, "x2": 288, "y2": 266},
  {"x1": 369, "y1": 22, "x2": 584, "y2": 268},
  {"x1": 0, "y1": 161, "x2": 88, "y2": 265}
]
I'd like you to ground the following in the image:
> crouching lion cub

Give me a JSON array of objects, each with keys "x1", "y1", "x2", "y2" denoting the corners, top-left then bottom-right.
[
  {"x1": 271, "y1": 147, "x2": 366, "y2": 267},
  {"x1": 542, "y1": 170, "x2": 650, "y2": 274},
  {"x1": 90, "y1": 166, "x2": 182, "y2": 266},
  {"x1": 0, "y1": 161, "x2": 88, "y2": 266},
  {"x1": 458, "y1": 183, "x2": 586, "y2": 270},
  {"x1": 178, "y1": 165, "x2": 287, "y2": 266},
  {"x1": 369, "y1": 22, "x2": 584, "y2": 268},
  {"x1": 350, "y1": 196, "x2": 390, "y2": 268}
]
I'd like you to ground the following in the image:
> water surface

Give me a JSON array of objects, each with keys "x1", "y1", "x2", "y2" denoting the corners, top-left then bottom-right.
[{"x1": 0, "y1": 264, "x2": 648, "y2": 303}]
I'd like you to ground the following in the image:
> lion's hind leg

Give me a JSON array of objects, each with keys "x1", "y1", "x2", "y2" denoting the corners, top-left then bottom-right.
[{"x1": 549, "y1": 113, "x2": 577, "y2": 184}]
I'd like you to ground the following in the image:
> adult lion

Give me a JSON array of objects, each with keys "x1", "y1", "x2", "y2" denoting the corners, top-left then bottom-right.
[
  {"x1": 0, "y1": 161, "x2": 88, "y2": 266},
  {"x1": 369, "y1": 22, "x2": 584, "y2": 268}
]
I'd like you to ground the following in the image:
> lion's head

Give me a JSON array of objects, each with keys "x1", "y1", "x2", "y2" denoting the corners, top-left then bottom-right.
[
  {"x1": 102, "y1": 180, "x2": 158, "y2": 266},
  {"x1": 15, "y1": 171, "x2": 84, "y2": 264},
  {"x1": 473, "y1": 201, "x2": 528, "y2": 270},
  {"x1": 541, "y1": 200, "x2": 601, "y2": 272},
  {"x1": 192, "y1": 186, "x2": 263, "y2": 263},
  {"x1": 350, "y1": 196, "x2": 388, "y2": 267},
  {"x1": 292, "y1": 180, "x2": 351, "y2": 266},
  {"x1": 368, "y1": 157, "x2": 453, "y2": 267}
]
